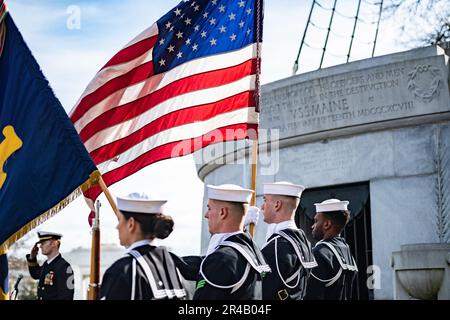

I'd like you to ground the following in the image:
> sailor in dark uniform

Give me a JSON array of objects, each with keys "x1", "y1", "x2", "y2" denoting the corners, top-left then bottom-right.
[
  {"x1": 253, "y1": 181, "x2": 317, "y2": 300},
  {"x1": 172, "y1": 184, "x2": 271, "y2": 300},
  {"x1": 100, "y1": 193, "x2": 186, "y2": 300},
  {"x1": 26, "y1": 231, "x2": 74, "y2": 300},
  {"x1": 305, "y1": 199, "x2": 358, "y2": 300}
]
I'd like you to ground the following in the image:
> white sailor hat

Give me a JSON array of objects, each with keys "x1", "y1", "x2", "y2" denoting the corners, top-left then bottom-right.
[
  {"x1": 37, "y1": 231, "x2": 62, "y2": 243},
  {"x1": 314, "y1": 199, "x2": 349, "y2": 213},
  {"x1": 207, "y1": 184, "x2": 253, "y2": 203},
  {"x1": 263, "y1": 181, "x2": 305, "y2": 198},
  {"x1": 117, "y1": 192, "x2": 167, "y2": 214}
]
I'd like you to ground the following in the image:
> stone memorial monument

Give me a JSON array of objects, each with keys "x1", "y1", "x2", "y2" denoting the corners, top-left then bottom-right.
[{"x1": 196, "y1": 44, "x2": 450, "y2": 299}]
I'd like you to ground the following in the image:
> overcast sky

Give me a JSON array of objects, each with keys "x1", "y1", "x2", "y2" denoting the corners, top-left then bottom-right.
[{"x1": 7, "y1": 0, "x2": 403, "y2": 256}]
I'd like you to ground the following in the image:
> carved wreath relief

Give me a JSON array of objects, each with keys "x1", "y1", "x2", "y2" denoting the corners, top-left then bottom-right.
[{"x1": 408, "y1": 64, "x2": 442, "y2": 103}]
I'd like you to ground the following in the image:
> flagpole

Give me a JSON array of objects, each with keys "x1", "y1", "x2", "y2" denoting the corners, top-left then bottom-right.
[
  {"x1": 87, "y1": 174, "x2": 120, "y2": 300},
  {"x1": 87, "y1": 200, "x2": 101, "y2": 300},
  {"x1": 249, "y1": 0, "x2": 263, "y2": 239},
  {"x1": 98, "y1": 175, "x2": 120, "y2": 218},
  {"x1": 249, "y1": 141, "x2": 258, "y2": 238}
]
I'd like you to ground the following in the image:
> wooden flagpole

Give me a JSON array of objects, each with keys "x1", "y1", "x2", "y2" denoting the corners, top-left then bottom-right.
[
  {"x1": 98, "y1": 176, "x2": 121, "y2": 217},
  {"x1": 249, "y1": 0, "x2": 263, "y2": 239},
  {"x1": 87, "y1": 174, "x2": 120, "y2": 300},
  {"x1": 249, "y1": 141, "x2": 258, "y2": 238},
  {"x1": 87, "y1": 200, "x2": 100, "y2": 300}
]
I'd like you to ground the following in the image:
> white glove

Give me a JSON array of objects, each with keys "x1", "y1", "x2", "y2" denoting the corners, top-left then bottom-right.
[{"x1": 244, "y1": 206, "x2": 260, "y2": 227}]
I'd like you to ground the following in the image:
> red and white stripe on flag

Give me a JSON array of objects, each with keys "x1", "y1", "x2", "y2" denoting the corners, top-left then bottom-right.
[
  {"x1": 70, "y1": 0, "x2": 261, "y2": 206},
  {"x1": 0, "y1": 0, "x2": 7, "y2": 57}
]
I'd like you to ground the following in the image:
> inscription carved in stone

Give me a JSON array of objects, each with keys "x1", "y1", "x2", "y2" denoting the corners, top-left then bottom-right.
[{"x1": 261, "y1": 56, "x2": 450, "y2": 139}]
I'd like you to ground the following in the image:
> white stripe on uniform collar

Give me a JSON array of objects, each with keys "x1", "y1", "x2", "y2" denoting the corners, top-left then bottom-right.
[
  {"x1": 126, "y1": 239, "x2": 153, "y2": 253},
  {"x1": 205, "y1": 231, "x2": 244, "y2": 256},
  {"x1": 265, "y1": 219, "x2": 297, "y2": 242}
]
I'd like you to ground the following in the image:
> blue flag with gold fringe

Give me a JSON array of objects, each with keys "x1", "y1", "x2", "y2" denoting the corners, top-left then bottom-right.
[{"x1": 0, "y1": 1, "x2": 98, "y2": 266}]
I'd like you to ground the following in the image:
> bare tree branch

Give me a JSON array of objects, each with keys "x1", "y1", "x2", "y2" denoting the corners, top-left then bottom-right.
[{"x1": 382, "y1": 0, "x2": 450, "y2": 46}]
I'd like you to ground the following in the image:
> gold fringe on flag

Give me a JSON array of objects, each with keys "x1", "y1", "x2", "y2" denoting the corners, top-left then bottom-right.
[
  {"x1": 0, "y1": 170, "x2": 101, "y2": 255},
  {"x1": 0, "y1": 287, "x2": 9, "y2": 300}
]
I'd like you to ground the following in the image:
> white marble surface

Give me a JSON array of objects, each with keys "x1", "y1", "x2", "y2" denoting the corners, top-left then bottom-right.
[{"x1": 370, "y1": 175, "x2": 438, "y2": 299}]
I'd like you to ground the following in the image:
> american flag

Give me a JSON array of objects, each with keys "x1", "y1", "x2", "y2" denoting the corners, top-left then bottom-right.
[
  {"x1": 0, "y1": 1, "x2": 7, "y2": 57},
  {"x1": 70, "y1": 0, "x2": 263, "y2": 205}
]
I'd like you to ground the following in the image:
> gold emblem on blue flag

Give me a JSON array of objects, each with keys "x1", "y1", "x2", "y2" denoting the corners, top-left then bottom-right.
[{"x1": 0, "y1": 125, "x2": 23, "y2": 189}]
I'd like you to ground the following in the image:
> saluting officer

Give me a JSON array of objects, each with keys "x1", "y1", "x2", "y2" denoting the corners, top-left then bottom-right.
[
  {"x1": 172, "y1": 184, "x2": 271, "y2": 300},
  {"x1": 256, "y1": 181, "x2": 317, "y2": 300},
  {"x1": 26, "y1": 231, "x2": 74, "y2": 300},
  {"x1": 305, "y1": 199, "x2": 358, "y2": 300},
  {"x1": 100, "y1": 193, "x2": 186, "y2": 300}
]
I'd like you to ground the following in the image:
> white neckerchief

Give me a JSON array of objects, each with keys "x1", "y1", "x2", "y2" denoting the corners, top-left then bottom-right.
[
  {"x1": 206, "y1": 231, "x2": 243, "y2": 256},
  {"x1": 126, "y1": 239, "x2": 153, "y2": 253},
  {"x1": 265, "y1": 219, "x2": 297, "y2": 242},
  {"x1": 46, "y1": 253, "x2": 60, "y2": 265}
]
